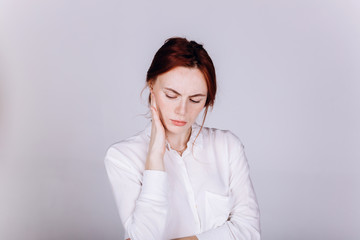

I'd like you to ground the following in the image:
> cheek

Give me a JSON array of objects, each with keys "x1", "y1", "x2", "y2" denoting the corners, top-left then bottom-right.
[
  {"x1": 155, "y1": 96, "x2": 171, "y2": 116},
  {"x1": 190, "y1": 104, "x2": 205, "y2": 116}
]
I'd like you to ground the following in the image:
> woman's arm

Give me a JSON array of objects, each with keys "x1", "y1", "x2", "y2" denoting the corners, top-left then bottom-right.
[
  {"x1": 124, "y1": 236, "x2": 199, "y2": 240},
  {"x1": 105, "y1": 153, "x2": 168, "y2": 240},
  {"x1": 173, "y1": 236, "x2": 199, "y2": 240},
  {"x1": 104, "y1": 92, "x2": 169, "y2": 240},
  {"x1": 195, "y1": 133, "x2": 261, "y2": 240}
]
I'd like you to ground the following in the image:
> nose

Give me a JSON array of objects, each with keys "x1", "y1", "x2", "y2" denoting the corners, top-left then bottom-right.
[{"x1": 175, "y1": 98, "x2": 187, "y2": 116}]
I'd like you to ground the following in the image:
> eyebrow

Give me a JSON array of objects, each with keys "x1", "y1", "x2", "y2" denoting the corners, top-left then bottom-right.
[{"x1": 164, "y1": 87, "x2": 207, "y2": 97}]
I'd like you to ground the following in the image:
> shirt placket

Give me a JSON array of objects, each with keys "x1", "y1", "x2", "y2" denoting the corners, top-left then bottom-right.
[{"x1": 174, "y1": 151, "x2": 201, "y2": 233}]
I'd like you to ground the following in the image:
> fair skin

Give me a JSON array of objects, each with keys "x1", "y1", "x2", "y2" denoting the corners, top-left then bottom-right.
[
  {"x1": 127, "y1": 66, "x2": 207, "y2": 240},
  {"x1": 145, "y1": 66, "x2": 208, "y2": 171},
  {"x1": 126, "y1": 237, "x2": 197, "y2": 240}
]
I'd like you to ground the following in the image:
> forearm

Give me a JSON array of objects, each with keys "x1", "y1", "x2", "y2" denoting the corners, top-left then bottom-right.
[
  {"x1": 124, "y1": 170, "x2": 168, "y2": 239},
  {"x1": 145, "y1": 154, "x2": 165, "y2": 171},
  {"x1": 172, "y1": 236, "x2": 198, "y2": 240},
  {"x1": 127, "y1": 235, "x2": 198, "y2": 240},
  {"x1": 105, "y1": 155, "x2": 168, "y2": 240}
]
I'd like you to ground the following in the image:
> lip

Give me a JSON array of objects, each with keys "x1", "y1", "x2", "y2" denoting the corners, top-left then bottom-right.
[{"x1": 170, "y1": 119, "x2": 187, "y2": 126}]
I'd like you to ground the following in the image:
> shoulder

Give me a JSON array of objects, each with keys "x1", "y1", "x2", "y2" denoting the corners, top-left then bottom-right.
[
  {"x1": 200, "y1": 125, "x2": 244, "y2": 149},
  {"x1": 104, "y1": 126, "x2": 149, "y2": 171},
  {"x1": 201, "y1": 126, "x2": 249, "y2": 172},
  {"x1": 106, "y1": 129, "x2": 148, "y2": 155}
]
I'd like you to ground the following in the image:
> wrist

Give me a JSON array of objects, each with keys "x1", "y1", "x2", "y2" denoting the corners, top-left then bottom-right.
[
  {"x1": 145, "y1": 156, "x2": 165, "y2": 171},
  {"x1": 147, "y1": 151, "x2": 164, "y2": 160}
]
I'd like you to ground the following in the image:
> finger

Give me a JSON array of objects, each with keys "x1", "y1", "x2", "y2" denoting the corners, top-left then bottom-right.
[
  {"x1": 150, "y1": 90, "x2": 157, "y2": 110},
  {"x1": 150, "y1": 90, "x2": 153, "y2": 106},
  {"x1": 150, "y1": 93, "x2": 154, "y2": 114},
  {"x1": 150, "y1": 93, "x2": 157, "y2": 118},
  {"x1": 151, "y1": 105, "x2": 161, "y2": 123},
  {"x1": 150, "y1": 91, "x2": 164, "y2": 128}
]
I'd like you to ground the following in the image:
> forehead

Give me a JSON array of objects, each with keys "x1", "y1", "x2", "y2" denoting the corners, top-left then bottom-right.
[{"x1": 155, "y1": 66, "x2": 208, "y2": 94}]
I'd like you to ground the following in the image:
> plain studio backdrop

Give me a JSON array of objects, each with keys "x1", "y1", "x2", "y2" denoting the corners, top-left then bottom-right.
[{"x1": 0, "y1": 0, "x2": 359, "y2": 239}]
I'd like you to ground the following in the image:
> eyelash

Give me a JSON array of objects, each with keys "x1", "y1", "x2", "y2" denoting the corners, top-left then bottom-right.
[{"x1": 165, "y1": 95, "x2": 200, "y2": 104}]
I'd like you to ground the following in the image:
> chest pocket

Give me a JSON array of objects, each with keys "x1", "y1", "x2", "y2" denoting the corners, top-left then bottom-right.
[{"x1": 205, "y1": 191, "x2": 231, "y2": 229}]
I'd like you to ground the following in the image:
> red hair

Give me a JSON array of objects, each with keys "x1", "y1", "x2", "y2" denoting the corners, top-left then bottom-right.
[{"x1": 146, "y1": 37, "x2": 217, "y2": 134}]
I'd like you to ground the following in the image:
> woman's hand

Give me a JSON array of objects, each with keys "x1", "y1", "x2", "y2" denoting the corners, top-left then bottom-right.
[
  {"x1": 172, "y1": 236, "x2": 198, "y2": 240},
  {"x1": 126, "y1": 235, "x2": 198, "y2": 240},
  {"x1": 145, "y1": 90, "x2": 166, "y2": 171},
  {"x1": 126, "y1": 236, "x2": 198, "y2": 240}
]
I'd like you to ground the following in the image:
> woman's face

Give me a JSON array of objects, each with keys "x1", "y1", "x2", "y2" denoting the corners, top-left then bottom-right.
[{"x1": 151, "y1": 66, "x2": 208, "y2": 136}]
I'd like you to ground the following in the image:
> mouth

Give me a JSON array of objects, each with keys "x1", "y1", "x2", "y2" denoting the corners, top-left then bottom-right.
[{"x1": 170, "y1": 119, "x2": 187, "y2": 126}]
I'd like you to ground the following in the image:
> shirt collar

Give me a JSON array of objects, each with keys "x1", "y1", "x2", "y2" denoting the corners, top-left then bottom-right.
[{"x1": 144, "y1": 121, "x2": 204, "y2": 151}]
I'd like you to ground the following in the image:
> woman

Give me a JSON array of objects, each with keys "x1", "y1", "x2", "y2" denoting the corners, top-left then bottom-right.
[{"x1": 104, "y1": 37, "x2": 260, "y2": 240}]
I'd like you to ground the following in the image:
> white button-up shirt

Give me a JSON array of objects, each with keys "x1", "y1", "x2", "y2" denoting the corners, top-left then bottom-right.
[{"x1": 104, "y1": 121, "x2": 260, "y2": 240}]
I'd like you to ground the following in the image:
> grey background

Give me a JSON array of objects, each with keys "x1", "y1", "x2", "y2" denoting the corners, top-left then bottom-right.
[{"x1": 1, "y1": 0, "x2": 359, "y2": 239}]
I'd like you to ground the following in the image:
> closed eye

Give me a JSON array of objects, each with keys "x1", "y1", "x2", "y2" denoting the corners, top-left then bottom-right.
[
  {"x1": 165, "y1": 94, "x2": 177, "y2": 99},
  {"x1": 190, "y1": 99, "x2": 201, "y2": 103},
  {"x1": 166, "y1": 93, "x2": 201, "y2": 103}
]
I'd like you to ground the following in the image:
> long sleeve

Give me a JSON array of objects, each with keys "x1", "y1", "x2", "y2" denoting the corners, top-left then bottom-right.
[
  {"x1": 196, "y1": 133, "x2": 261, "y2": 240},
  {"x1": 104, "y1": 146, "x2": 168, "y2": 240}
]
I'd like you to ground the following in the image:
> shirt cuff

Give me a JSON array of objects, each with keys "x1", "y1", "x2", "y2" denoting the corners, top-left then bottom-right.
[{"x1": 140, "y1": 170, "x2": 168, "y2": 198}]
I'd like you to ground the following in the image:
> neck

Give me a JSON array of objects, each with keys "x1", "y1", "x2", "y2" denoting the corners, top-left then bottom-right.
[{"x1": 166, "y1": 127, "x2": 192, "y2": 150}]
